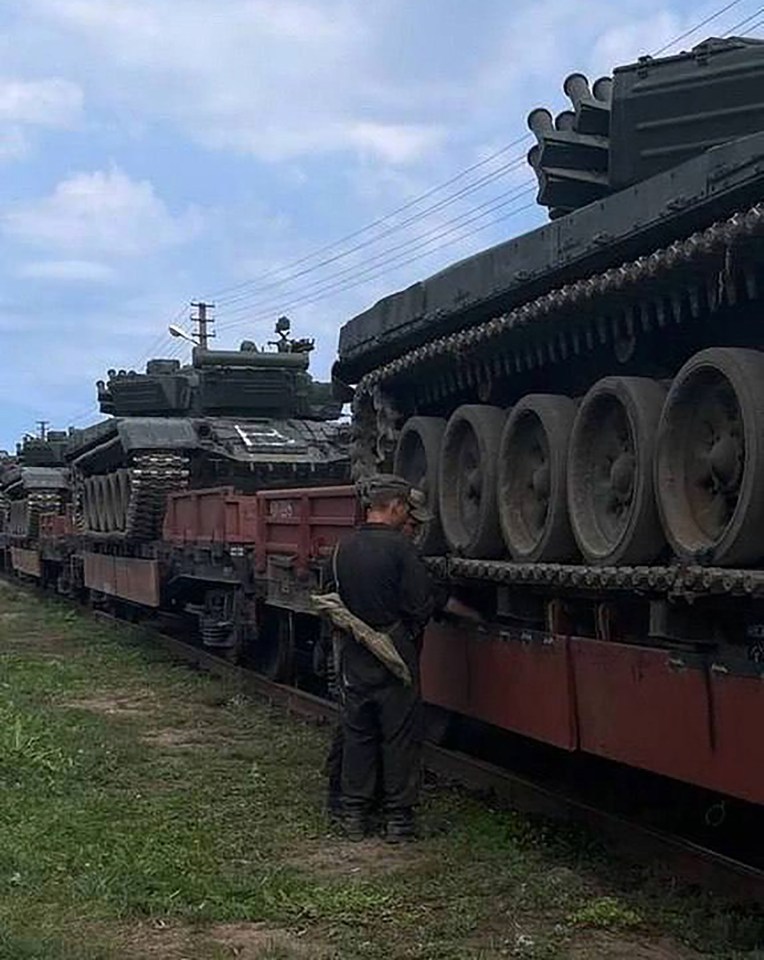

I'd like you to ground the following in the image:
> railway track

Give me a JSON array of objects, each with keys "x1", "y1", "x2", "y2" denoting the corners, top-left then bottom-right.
[
  {"x1": 3, "y1": 571, "x2": 762, "y2": 902},
  {"x1": 76, "y1": 602, "x2": 764, "y2": 906}
]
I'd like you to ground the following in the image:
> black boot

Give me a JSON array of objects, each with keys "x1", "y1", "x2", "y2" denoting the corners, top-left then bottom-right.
[
  {"x1": 342, "y1": 806, "x2": 369, "y2": 842},
  {"x1": 384, "y1": 808, "x2": 415, "y2": 844}
]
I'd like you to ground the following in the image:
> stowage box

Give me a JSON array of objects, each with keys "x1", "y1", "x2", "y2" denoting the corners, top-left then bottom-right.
[{"x1": 609, "y1": 36, "x2": 764, "y2": 188}]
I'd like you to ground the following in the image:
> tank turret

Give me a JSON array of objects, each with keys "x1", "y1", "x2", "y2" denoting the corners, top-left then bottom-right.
[
  {"x1": 97, "y1": 316, "x2": 341, "y2": 421},
  {"x1": 68, "y1": 318, "x2": 349, "y2": 540}
]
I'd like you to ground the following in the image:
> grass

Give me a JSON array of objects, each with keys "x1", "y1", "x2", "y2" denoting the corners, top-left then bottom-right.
[{"x1": 0, "y1": 581, "x2": 763, "y2": 959}]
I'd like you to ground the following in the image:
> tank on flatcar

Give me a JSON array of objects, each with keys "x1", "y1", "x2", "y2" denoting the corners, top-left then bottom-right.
[
  {"x1": 67, "y1": 318, "x2": 349, "y2": 539},
  {"x1": 0, "y1": 431, "x2": 70, "y2": 540},
  {"x1": 334, "y1": 37, "x2": 764, "y2": 574}
]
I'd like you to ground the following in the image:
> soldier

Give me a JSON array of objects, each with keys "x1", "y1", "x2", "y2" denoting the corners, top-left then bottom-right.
[
  {"x1": 323, "y1": 497, "x2": 423, "y2": 828},
  {"x1": 328, "y1": 474, "x2": 478, "y2": 842}
]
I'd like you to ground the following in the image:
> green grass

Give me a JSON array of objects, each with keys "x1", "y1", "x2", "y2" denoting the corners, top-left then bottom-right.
[{"x1": 0, "y1": 582, "x2": 763, "y2": 959}]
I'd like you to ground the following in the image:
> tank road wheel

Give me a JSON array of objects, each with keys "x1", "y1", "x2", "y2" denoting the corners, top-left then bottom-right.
[
  {"x1": 394, "y1": 416, "x2": 447, "y2": 554},
  {"x1": 439, "y1": 404, "x2": 506, "y2": 558},
  {"x1": 114, "y1": 469, "x2": 130, "y2": 532},
  {"x1": 656, "y1": 348, "x2": 764, "y2": 566},
  {"x1": 104, "y1": 474, "x2": 118, "y2": 533},
  {"x1": 498, "y1": 394, "x2": 577, "y2": 562},
  {"x1": 97, "y1": 476, "x2": 111, "y2": 532},
  {"x1": 568, "y1": 377, "x2": 666, "y2": 565},
  {"x1": 92, "y1": 477, "x2": 105, "y2": 532},
  {"x1": 79, "y1": 480, "x2": 92, "y2": 532}
]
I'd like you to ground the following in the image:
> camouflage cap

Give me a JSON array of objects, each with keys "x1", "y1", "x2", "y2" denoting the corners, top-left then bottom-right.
[{"x1": 356, "y1": 473, "x2": 432, "y2": 523}]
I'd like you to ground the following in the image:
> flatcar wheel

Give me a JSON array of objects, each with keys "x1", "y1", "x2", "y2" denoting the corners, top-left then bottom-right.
[
  {"x1": 498, "y1": 394, "x2": 577, "y2": 562},
  {"x1": 394, "y1": 416, "x2": 446, "y2": 554},
  {"x1": 656, "y1": 348, "x2": 764, "y2": 566},
  {"x1": 439, "y1": 404, "x2": 506, "y2": 558},
  {"x1": 254, "y1": 608, "x2": 295, "y2": 683},
  {"x1": 568, "y1": 377, "x2": 666, "y2": 565}
]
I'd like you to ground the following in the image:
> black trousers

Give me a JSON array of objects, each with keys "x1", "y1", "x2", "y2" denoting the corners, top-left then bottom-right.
[{"x1": 338, "y1": 640, "x2": 421, "y2": 814}]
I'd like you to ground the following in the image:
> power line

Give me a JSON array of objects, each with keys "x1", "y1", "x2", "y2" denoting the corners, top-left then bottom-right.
[
  {"x1": 122, "y1": 140, "x2": 533, "y2": 369},
  {"x1": 131, "y1": 303, "x2": 191, "y2": 373},
  {"x1": 214, "y1": 181, "x2": 534, "y2": 325},
  {"x1": 205, "y1": 133, "x2": 532, "y2": 304},
  {"x1": 740, "y1": 16, "x2": 764, "y2": 32},
  {"x1": 723, "y1": 4, "x2": 764, "y2": 33},
  {"x1": 215, "y1": 184, "x2": 535, "y2": 330},
  {"x1": 123, "y1": 0, "x2": 760, "y2": 371},
  {"x1": 213, "y1": 0, "x2": 764, "y2": 329},
  {"x1": 653, "y1": 0, "x2": 747, "y2": 55},
  {"x1": 216, "y1": 198, "x2": 539, "y2": 336},
  {"x1": 214, "y1": 150, "x2": 530, "y2": 310}
]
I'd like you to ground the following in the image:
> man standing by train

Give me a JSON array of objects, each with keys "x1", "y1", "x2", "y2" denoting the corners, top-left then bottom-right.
[{"x1": 328, "y1": 474, "x2": 477, "y2": 843}]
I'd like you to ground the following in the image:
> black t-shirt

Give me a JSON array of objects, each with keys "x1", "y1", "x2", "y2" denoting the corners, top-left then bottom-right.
[{"x1": 334, "y1": 523, "x2": 443, "y2": 633}]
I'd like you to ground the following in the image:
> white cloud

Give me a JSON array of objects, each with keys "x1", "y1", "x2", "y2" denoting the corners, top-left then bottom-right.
[
  {"x1": 17, "y1": 259, "x2": 115, "y2": 282},
  {"x1": 348, "y1": 123, "x2": 445, "y2": 165},
  {"x1": 4, "y1": 166, "x2": 202, "y2": 258},
  {"x1": 0, "y1": 127, "x2": 29, "y2": 162},
  {"x1": 0, "y1": 77, "x2": 83, "y2": 127},
  {"x1": 24, "y1": 0, "x2": 447, "y2": 166}
]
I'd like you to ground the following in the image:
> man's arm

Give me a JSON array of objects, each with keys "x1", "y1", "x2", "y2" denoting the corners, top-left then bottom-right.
[{"x1": 398, "y1": 539, "x2": 438, "y2": 629}]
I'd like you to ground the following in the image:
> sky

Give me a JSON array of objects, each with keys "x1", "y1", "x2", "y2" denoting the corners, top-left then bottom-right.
[{"x1": 1, "y1": 0, "x2": 762, "y2": 449}]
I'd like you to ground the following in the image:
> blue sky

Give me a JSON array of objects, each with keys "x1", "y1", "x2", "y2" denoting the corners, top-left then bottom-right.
[{"x1": 1, "y1": 0, "x2": 761, "y2": 448}]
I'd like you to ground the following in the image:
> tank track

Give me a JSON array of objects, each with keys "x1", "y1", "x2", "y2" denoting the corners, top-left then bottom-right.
[
  {"x1": 75, "y1": 451, "x2": 189, "y2": 541},
  {"x1": 355, "y1": 203, "x2": 764, "y2": 402},
  {"x1": 425, "y1": 557, "x2": 764, "y2": 600}
]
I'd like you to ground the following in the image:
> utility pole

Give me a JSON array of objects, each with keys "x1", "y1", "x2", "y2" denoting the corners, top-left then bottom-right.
[
  {"x1": 36, "y1": 420, "x2": 49, "y2": 441},
  {"x1": 190, "y1": 301, "x2": 215, "y2": 350}
]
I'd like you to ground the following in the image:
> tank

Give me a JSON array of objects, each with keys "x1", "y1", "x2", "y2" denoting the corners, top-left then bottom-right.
[
  {"x1": 68, "y1": 318, "x2": 350, "y2": 539},
  {"x1": 0, "y1": 431, "x2": 70, "y2": 538},
  {"x1": 333, "y1": 37, "x2": 764, "y2": 575}
]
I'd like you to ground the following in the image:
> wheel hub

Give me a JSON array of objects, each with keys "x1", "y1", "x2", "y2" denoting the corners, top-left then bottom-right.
[
  {"x1": 707, "y1": 433, "x2": 741, "y2": 489},
  {"x1": 610, "y1": 452, "x2": 635, "y2": 498},
  {"x1": 531, "y1": 463, "x2": 550, "y2": 499}
]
